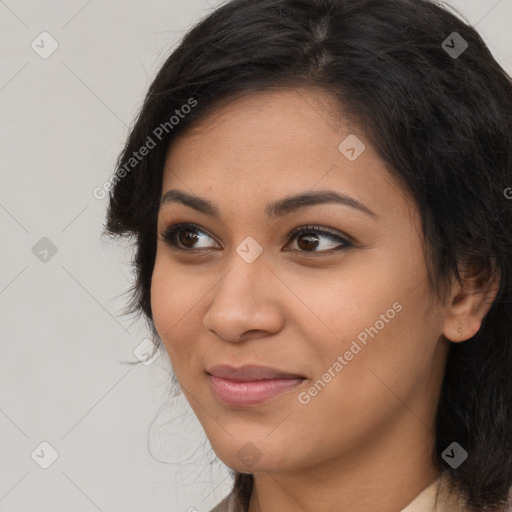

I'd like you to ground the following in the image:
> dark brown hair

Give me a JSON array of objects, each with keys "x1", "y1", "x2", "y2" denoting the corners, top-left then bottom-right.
[{"x1": 103, "y1": 0, "x2": 512, "y2": 510}]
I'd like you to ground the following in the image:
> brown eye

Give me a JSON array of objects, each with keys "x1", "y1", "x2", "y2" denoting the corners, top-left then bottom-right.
[
  {"x1": 161, "y1": 223, "x2": 218, "y2": 251},
  {"x1": 160, "y1": 223, "x2": 352, "y2": 256},
  {"x1": 296, "y1": 232, "x2": 322, "y2": 251},
  {"x1": 285, "y1": 226, "x2": 352, "y2": 254},
  {"x1": 177, "y1": 228, "x2": 199, "y2": 248}
]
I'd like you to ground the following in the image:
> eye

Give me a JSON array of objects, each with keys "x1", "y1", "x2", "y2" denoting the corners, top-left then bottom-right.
[
  {"x1": 160, "y1": 222, "x2": 353, "y2": 255},
  {"x1": 284, "y1": 225, "x2": 352, "y2": 254},
  {"x1": 160, "y1": 223, "x2": 219, "y2": 252}
]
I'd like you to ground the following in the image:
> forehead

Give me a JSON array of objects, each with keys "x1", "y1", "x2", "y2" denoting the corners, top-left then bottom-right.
[
  {"x1": 166, "y1": 87, "x2": 347, "y2": 155},
  {"x1": 160, "y1": 87, "x2": 413, "y2": 221}
]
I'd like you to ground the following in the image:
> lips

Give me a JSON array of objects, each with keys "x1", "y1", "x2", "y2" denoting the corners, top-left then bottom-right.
[
  {"x1": 206, "y1": 364, "x2": 305, "y2": 381},
  {"x1": 206, "y1": 364, "x2": 306, "y2": 407}
]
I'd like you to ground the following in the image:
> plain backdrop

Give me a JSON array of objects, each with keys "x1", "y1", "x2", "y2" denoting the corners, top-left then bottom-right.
[{"x1": 1, "y1": 1, "x2": 511, "y2": 511}]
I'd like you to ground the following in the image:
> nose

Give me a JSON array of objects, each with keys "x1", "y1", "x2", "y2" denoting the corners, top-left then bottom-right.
[{"x1": 202, "y1": 256, "x2": 285, "y2": 343}]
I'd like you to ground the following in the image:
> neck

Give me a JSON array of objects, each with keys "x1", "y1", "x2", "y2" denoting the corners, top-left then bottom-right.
[{"x1": 247, "y1": 414, "x2": 441, "y2": 512}]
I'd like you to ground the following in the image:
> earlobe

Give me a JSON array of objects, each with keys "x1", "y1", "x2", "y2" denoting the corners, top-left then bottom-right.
[
  {"x1": 442, "y1": 261, "x2": 500, "y2": 343},
  {"x1": 444, "y1": 316, "x2": 480, "y2": 343}
]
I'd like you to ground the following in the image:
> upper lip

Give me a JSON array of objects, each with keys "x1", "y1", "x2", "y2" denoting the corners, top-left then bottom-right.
[{"x1": 206, "y1": 364, "x2": 305, "y2": 381}]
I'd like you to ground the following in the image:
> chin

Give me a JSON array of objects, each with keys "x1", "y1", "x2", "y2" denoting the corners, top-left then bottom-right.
[{"x1": 208, "y1": 435, "x2": 299, "y2": 474}]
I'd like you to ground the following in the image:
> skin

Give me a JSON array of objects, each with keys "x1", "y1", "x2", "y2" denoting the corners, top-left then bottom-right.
[{"x1": 150, "y1": 87, "x2": 498, "y2": 512}]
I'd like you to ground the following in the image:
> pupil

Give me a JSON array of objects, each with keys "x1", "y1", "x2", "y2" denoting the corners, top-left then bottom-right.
[
  {"x1": 298, "y1": 233, "x2": 319, "y2": 251},
  {"x1": 181, "y1": 230, "x2": 198, "y2": 248}
]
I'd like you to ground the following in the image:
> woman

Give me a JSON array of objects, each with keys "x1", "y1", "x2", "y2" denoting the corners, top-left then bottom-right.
[{"x1": 103, "y1": 0, "x2": 512, "y2": 510}]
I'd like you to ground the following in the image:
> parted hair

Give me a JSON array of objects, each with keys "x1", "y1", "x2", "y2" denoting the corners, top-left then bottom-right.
[{"x1": 103, "y1": 0, "x2": 512, "y2": 510}]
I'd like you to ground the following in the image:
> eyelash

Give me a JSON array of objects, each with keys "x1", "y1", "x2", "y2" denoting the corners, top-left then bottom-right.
[{"x1": 159, "y1": 222, "x2": 353, "y2": 256}]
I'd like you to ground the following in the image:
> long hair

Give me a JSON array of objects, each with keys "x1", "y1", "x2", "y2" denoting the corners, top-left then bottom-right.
[{"x1": 103, "y1": 1, "x2": 512, "y2": 510}]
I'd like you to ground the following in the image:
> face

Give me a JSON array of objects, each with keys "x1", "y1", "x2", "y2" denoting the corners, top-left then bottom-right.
[{"x1": 150, "y1": 87, "x2": 450, "y2": 476}]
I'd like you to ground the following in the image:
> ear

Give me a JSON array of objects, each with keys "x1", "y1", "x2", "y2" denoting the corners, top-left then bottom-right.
[{"x1": 442, "y1": 258, "x2": 500, "y2": 342}]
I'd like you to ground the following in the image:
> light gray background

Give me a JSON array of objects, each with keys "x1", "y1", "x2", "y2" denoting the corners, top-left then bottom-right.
[{"x1": 1, "y1": 1, "x2": 511, "y2": 511}]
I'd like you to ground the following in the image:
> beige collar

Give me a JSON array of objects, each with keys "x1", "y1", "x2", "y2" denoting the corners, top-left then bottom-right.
[
  {"x1": 210, "y1": 473, "x2": 468, "y2": 512},
  {"x1": 400, "y1": 474, "x2": 467, "y2": 512}
]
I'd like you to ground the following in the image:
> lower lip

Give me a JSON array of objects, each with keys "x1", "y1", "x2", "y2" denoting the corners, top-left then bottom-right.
[{"x1": 207, "y1": 374, "x2": 305, "y2": 407}]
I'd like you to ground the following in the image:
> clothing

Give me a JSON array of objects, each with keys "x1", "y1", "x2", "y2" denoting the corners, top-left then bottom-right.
[{"x1": 208, "y1": 473, "x2": 469, "y2": 512}]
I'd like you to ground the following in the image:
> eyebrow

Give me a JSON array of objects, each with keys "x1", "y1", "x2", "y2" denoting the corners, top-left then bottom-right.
[{"x1": 160, "y1": 189, "x2": 377, "y2": 219}]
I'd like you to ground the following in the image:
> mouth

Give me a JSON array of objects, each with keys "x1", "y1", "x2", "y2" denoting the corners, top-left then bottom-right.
[{"x1": 206, "y1": 364, "x2": 306, "y2": 407}]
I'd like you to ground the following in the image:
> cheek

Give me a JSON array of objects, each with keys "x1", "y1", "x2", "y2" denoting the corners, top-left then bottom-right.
[
  {"x1": 150, "y1": 258, "x2": 189, "y2": 356},
  {"x1": 300, "y1": 259, "x2": 434, "y2": 399},
  {"x1": 150, "y1": 256, "x2": 209, "y2": 357},
  {"x1": 150, "y1": 260, "x2": 170, "y2": 337}
]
